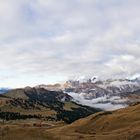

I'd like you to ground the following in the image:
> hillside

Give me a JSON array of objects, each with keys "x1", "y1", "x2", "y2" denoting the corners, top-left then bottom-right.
[
  {"x1": 46, "y1": 103, "x2": 140, "y2": 140},
  {"x1": 0, "y1": 87, "x2": 100, "y2": 123},
  {"x1": 1, "y1": 87, "x2": 140, "y2": 140},
  {"x1": 0, "y1": 87, "x2": 140, "y2": 140}
]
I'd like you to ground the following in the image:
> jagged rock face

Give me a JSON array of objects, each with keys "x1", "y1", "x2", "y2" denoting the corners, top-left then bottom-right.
[
  {"x1": 63, "y1": 78, "x2": 140, "y2": 110},
  {"x1": 24, "y1": 78, "x2": 140, "y2": 100},
  {"x1": 64, "y1": 79, "x2": 140, "y2": 98}
]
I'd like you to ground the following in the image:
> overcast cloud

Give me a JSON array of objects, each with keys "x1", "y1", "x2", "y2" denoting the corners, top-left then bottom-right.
[{"x1": 0, "y1": 0, "x2": 140, "y2": 87}]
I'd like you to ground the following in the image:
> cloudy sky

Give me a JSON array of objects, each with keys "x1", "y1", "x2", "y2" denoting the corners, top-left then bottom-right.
[{"x1": 0, "y1": 0, "x2": 140, "y2": 88}]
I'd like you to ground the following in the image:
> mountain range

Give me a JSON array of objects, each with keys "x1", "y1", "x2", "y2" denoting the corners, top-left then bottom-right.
[
  {"x1": 0, "y1": 77, "x2": 140, "y2": 140},
  {"x1": 32, "y1": 77, "x2": 140, "y2": 110},
  {"x1": 0, "y1": 88, "x2": 10, "y2": 94}
]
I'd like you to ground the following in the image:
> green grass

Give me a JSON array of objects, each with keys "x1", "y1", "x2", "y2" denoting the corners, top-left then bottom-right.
[{"x1": 63, "y1": 102, "x2": 79, "y2": 111}]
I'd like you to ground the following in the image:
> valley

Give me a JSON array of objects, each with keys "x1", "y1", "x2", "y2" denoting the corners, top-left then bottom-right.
[{"x1": 0, "y1": 78, "x2": 140, "y2": 140}]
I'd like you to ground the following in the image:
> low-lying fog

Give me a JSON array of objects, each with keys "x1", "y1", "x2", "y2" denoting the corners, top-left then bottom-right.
[{"x1": 66, "y1": 92, "x2": 128, "y2": 111}]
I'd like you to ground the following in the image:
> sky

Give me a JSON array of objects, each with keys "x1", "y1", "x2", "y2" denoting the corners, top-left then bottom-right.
[{"x1": 0, "y1": 0, "x2": 140, "y2": 88}]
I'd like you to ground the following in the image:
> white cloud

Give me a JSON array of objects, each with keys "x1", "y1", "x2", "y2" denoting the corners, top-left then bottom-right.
[{"x1": 0, "y1": 0, "x2": 140, "y2": 87}]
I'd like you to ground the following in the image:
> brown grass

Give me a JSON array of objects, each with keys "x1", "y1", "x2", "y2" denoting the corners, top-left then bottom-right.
[
  {"x1": 0, "y1": 125, "x2": 51, "y2": 140},
  {"x1": 46, "y1": 103, "x2": 140, "y2": 140}
]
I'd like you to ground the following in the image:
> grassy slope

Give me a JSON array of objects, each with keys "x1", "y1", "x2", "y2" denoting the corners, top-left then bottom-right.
[
  {"x1": 0, "y1": 88, "x2": 100, "y2": 123},
  {"x1": 46, "y1": 103, "x2": 140, "y2": 140},
  {"x1": 0, "y1": 125, "x2": 52, "y2": 140},
  {"x1": 0, "y1": 88, "x2": 100, "y2": 140},
  {"x1": 4, "y1": 89, "x2": 29, "y2": 99},
  {"x1": 0, "y1": 88, "x2": 140, "y2": 140}
]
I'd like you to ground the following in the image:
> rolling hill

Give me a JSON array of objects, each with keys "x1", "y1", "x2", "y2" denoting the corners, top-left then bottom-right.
[
  {"x1": 0, "y1": 87, "x2": 100, "y2": 123},
  {"x1": 0, "y1": 86, "x2": 140, "y2": 140},
  {"x1": 46, "y1": 102, "x2": 140, "y2": 140}
]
